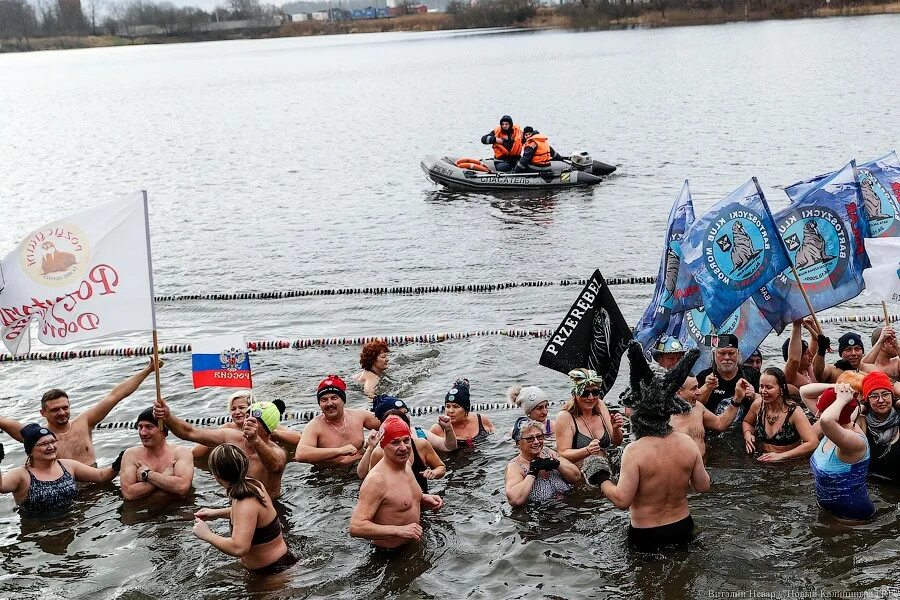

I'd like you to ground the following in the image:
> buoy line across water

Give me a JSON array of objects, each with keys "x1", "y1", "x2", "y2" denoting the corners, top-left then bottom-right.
[{"x1": 1, "y1": 313, "x2": 897, "y2": 363}]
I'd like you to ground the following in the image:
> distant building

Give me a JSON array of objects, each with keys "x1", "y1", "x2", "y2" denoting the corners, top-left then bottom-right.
[{"x1": 289, "y1": 12, "x2": 310, "y2": 20}]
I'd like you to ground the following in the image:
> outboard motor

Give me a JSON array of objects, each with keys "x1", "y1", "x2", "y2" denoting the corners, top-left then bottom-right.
[{"x1": 570, "y1": 151, "x2": 593, "y2": 171}]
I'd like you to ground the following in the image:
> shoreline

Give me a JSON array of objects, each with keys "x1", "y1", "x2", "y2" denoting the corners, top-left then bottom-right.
[{"x1": 1, "y1": 3, "x2": 898, "y2": 54}]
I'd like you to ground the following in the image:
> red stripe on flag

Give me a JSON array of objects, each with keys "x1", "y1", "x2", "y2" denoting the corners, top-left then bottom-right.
[{"x1": 192, "y1": 370, "x2": 253, "y2": 389}]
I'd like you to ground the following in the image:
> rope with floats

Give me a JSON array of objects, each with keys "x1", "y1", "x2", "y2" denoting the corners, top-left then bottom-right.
[
  {"x1": 153, "y1": 276, "x2": 659, "y2": 303},
  {"x1": 2, "y1": 313, "x2": 897, "y2": 363},
  {"x1": 94, "y1": 401, "x2": 574, "y2": 430}
]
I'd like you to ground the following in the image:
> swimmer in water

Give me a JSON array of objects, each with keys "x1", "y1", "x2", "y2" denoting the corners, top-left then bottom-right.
[
  {"x1": 505, "y1": 421, "x2": 581, "y2": 507},
  {"x1": 350, "y1": 416, "x2": 444, "y2": 548},
  {"x1": 193, "y1": 443, "x2": 297, "y2": 573},
  {"x1": 508, "y1": 385, "x2": 555, "y2": 443},
  {"x1": 352, "y1": 340, "x2": 390, "y2": 399},
  {"x1": 120, "y1": 407, "x2": 194, "y2": 501},
  {"x1": 295, "y1": 375, "x2": 381, "y2": 466},
  {"x1": 192, "y1": 392, "x2": 300, "y2": 459},
  {"x1": 555, "y1": 369, "x2": 623, "y2": 468},
  {"x1": 670, "y1": 375, "x2": 744, "y2": 459},
  {"x1": 429, "y1": 380, "x2": 495, "y2": 448}
]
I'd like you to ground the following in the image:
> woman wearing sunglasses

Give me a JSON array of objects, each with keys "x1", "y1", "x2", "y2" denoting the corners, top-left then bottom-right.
[
  {"x1": 505, "y1": 421, "x2": 581, "y2": 507},
  {"x1": 555, "y1": 369, "x2": 623, "y2": 468}
]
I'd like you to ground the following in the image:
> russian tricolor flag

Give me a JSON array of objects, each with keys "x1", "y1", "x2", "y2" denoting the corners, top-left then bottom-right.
[{"x1": 192, "y1": 335, "x2": 253, "y2": 389}]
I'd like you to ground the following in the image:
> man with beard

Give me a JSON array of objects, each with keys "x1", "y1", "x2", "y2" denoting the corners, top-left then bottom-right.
[
  {"x1": 591, "y1": 343, "x2": 710, "y2": 551},
  {"x1": 154, "y1": 398, "x2": 287, "y2": 499},
  {"x1": 0, "y1": 359, "x2": 160, "y2": 465},
  {"x1": 696, "y1": 334, "x2": 760, "y2": 419},
  {"x1": 295, "y1": 375, "x2": 381, "y2": 466},
  {"x1": 120, "y1": 407, "x2": 193, "y2": 501},
  {"x1": 350, "y1": 416, "x2": 443, "y2": 548}
]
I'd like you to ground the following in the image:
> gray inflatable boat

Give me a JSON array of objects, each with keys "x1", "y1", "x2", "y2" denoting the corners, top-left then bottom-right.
[{"x1": 421, "y1": 153, "x2": 616, "y2": 192}]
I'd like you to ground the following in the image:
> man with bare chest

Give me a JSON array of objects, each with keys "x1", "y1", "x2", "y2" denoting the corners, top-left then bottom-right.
[
  {"x1": 0, "y1": 359, "x2": 159, "y2": 465},
  {"x1": 295, "y1": 375, "x2": 381, "y2": 466},
  {"x1": 120, "y1": 407, "x2": 194, "y2": 501},
  {"x1": 350, "y1": 416, "x2": 443, "y2": 548},
  {"x1": 154, "y1": 398, "x2": 287, "y2": 498},
  {"x1": 670, "y1": 375, "x2": 746, "y2": 458}
]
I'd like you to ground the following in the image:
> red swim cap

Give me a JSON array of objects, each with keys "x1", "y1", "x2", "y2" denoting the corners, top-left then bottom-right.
[
  {"x1": 862, "y1": 371, "x2": 893, "y2": 400},
  {"x1": 379, "y1": 415, "x2": 411, "y2": 448},
  {"x1": 815, "y1": 388, "x2": 858, "y2": 425}
]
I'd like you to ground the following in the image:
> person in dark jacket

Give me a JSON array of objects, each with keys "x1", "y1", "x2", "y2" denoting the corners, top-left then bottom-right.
[{"x1": 481, "y1": 115, "x2": 522, "y2": 172}]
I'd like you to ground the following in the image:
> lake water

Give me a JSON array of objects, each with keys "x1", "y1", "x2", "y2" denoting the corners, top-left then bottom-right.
[{"x1": 1, "y1": 15, "x2": 899, "y2": 599}]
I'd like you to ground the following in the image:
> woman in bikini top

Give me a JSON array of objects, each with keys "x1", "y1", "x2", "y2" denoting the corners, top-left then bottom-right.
[
  {"x1": 742, "y1": 367, "x2": 818, "y2": 463},
  {"x1": 429, "y1": 379, "x2": 495, "y2": 449},
  {"x1": 555, "y1": 369, "x2": 623, "y2": 468}
]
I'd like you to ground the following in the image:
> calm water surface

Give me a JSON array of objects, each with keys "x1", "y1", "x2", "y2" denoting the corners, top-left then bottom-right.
[{"x1": 1, "y1": 16, "x2": 899, "y2": 599}]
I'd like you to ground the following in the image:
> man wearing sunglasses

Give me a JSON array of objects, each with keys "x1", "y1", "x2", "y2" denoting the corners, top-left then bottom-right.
[{"x1": 696, "y1": 334, "x2": 760, "y2": 420}]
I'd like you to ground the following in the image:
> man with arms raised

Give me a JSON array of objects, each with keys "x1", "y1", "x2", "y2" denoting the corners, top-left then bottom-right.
[
  {"x1": 0, "y1": 359, "x2": 159, "y2": 464},
  {"x1": 814, "y1": 331, "x2": 870, "y2": 383},
  {"x1": 593, "y1": 343, "x2": 710, "y2": 551},
  {"x1": 670, "y1": 374, "x2": 747, "y2": 459},
  {"x1": 350, "y1": 416, "x2": 443, "y2": 548},
  {"x1": 863, "y1": 326, "x2": 900, "y2": 382},
  {"x1": 295, "y1": 375, "x2": 381, "y2": 466},
  {"x1": 696, "y1": 334, "x2": 759, "y2": 418},
  {"x1": 120, "y1": 407, "x2": 194, "y2": 500},
  {"x1": 154, "y1": 398, "x2": 287, "y2": 499}
]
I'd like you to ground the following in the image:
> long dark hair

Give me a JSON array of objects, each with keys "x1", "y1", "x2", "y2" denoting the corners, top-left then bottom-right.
[
  {"x1": 762, "y1": 366, "x2": 791, "y2": 407},
  {"x1": 209, "y1": 443, "x2": 267, "y2": 506}
]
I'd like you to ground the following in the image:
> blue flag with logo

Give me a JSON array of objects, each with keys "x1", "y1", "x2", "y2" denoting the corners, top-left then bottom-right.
[
  {"x1": 680, "y1": 178, "x2": 789, "y2": 329},
  {"x1": 634, "y1": 181, "x2": 702, "y2": 355},
  {"x1": 754, "y1": 161, "x2": 871, "y2": 333},
  {"x1": 786, "y1": 151, "x2": 900, "y2": 238},
  {"x1": 667, "y1": 298, "x2": 772, "y2": 374}
]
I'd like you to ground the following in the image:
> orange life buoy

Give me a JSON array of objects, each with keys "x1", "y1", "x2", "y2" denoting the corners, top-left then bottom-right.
[{"x1": 455, "y1": 158, "x2": 490, "y2": 172}]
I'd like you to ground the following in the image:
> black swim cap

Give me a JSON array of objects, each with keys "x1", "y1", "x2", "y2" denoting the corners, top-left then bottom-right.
[
  {"x1": 136, "y1": 407, "x2": 168, "y2": 435},
  {"x1": 21, "y1": 423, "x2": 55, "y2": 456}
]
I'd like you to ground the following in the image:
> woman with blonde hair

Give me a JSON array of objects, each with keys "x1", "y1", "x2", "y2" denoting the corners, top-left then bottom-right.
[
  {"x1": 555, "y1": 369, "x2": 623, "y2": 468},
  {"x1": 192, "y1": 443, "x2": 296, "y2": 573}
]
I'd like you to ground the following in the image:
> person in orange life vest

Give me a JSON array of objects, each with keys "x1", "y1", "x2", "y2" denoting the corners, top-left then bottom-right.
[
  {"x1": 515, "y1": 127, "x2": 556, "y2": 173},
  {"x1": 480, "y1": 115, "x2": 522, "y2": 172}
]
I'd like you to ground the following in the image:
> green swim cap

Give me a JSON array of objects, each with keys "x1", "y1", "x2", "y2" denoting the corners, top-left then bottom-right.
[{"x1": 247, "y1": 401, "x2": 280, "y2": 434}]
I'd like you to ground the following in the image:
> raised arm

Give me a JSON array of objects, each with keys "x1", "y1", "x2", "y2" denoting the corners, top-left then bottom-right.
[
  {"x1": 705, "y1": 378, "x2": 749, "y2": 432},
  {"x1": 862, "y1": 326, "x2": 892, "y2": 365},
  {"x1": 83, "y1": 359, "x2": 158, "y2": 428},
  {"x1": 271, "y1": 426, "x2": 301, "y2": 447},
  {"x1": 243, "y1": 418, "x2": 286, "y2": 473},
  {"x1": 784, "y1": 321, "x2": 804, "y2": 383},
  {"x1": 819, "y1": 383, "x2": 867, "y2": 462},
  {"x1": 799, "y1": 382, "x2": 833, "y2": 416},
  {"x1": 0, "y1": 417, "x2": 25, "y2": 443},
  {"x1": 697, "y1": 372, "x2": 718, "y2": 408},
  {"x1": 426, "y1": 416, "x2": 457, "y2": 451},
  {"x1": 812, "y1": 334, "x2": 836, "y2": 383},
  {"x1": 356, "y1": 431, "x2": 381, "y2": 480},
  {"x1": 154, "y1": 398, "x2": 237, "y2": 447}
]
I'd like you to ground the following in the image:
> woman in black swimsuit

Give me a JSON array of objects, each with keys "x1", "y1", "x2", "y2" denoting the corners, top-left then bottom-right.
[
  {"x1": 192, "y1": 443, "x2": 296, "y2": 573},
  {"x1": 555, "y1": 369, "x2": 623, "y2": 468},
  {"x1": 742, "y1": 367, "x2": 817, "y2": 463},
  {"x1": 430, "y1": 379, "x2": 495, "y2": 448}
]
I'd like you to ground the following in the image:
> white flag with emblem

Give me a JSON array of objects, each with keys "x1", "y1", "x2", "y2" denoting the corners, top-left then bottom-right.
[
  {"x1": 0, "y1": 193, "x2": 155, "y2": 355},
  {"x1": 863, "y1": 237, "x2": 900, "y2": 303}
]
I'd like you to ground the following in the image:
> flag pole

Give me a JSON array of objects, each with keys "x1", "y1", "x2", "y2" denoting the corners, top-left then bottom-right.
[
  {"x1": 790, "y1": 264, "x2": 823, "y2": 335},
  {"x1": 142, "y1": 191, "x2": 163, "y2": 428},
  {"x1": 883, "y1": 300, "x2": 891, "y2": 324}
]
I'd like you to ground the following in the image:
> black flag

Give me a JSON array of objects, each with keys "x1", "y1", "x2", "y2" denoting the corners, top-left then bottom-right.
[{"x1": 539, "y1": 269, "x2": 633, "y2": 396}]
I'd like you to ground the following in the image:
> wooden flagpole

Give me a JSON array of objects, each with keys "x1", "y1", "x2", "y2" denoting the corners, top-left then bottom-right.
[{"x1": 883, "y1": 300, "x2": 891, "y2": 325}]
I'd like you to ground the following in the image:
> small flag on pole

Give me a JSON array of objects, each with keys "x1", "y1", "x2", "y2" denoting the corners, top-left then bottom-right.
[{"x1": 192, "y1": 335, "x2": 252, "y2": 389}]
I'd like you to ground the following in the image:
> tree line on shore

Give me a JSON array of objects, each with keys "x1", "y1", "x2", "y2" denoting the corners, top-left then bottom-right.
[{"x1": 0, "y1": 0, "x2": 893, "y2": 45}]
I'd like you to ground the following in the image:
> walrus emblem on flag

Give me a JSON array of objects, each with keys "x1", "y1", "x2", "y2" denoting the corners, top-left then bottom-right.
[{"x1": 220, "y1": 347, "x2": 247, "y2": 371}]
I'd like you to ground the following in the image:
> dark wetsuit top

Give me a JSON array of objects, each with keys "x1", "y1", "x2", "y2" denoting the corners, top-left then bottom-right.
[
  {"x1": 20, "y1": 463, "x2": 77, "y2": 519},
  {"x1": 411, "y1": 438, "x2": 429, "y2": 493},
  {"x1": 755, "y1": 404, "x2": 801, "y2": 447},
  {"x1": 572, "y1": 415, "x2": 611, "y2": 450},
  {"x1": 457, "y1": 414, "x2": 489, "y2": 449}
]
